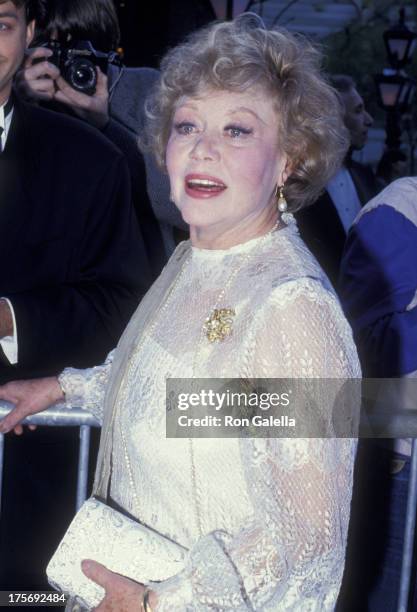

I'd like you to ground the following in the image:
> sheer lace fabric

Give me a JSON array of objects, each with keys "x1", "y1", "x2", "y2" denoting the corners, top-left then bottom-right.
[{"x1": 59, "y1": 216, "x2": 360, "y2": 611}]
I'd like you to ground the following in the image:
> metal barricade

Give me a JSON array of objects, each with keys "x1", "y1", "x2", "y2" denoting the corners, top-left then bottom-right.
[
  {"x1": 0, "y1": 403, "x2": 417, "y2": 610},
  {"x1": 0, "y1": 402, "x2": 100, "y2": 514}
]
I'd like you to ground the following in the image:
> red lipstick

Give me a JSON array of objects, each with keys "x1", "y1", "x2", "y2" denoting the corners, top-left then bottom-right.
[{"x1": 184, "y1": 174, "x2": 227, "y2": 199}]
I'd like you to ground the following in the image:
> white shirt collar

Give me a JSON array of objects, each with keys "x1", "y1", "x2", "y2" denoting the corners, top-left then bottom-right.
[
  {"x1": 326, "y1": 165, "x2": 362, "y2": 234},
  {"x1": 0, "y1": 97, "x2": 14, "y2": 152}
]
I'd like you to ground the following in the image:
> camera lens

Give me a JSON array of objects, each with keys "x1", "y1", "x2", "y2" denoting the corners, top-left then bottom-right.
[{"x1": 66, "y1": 58, "x2": 97, "y2": 94}]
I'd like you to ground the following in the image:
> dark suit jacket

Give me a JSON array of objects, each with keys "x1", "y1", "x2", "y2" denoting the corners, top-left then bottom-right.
[
  {"x1": 295, "y1": 159, "x2": 379, "y2": 287},
  {"x1": 0, "y1": 98, "x2": 150, "y2": 382}
]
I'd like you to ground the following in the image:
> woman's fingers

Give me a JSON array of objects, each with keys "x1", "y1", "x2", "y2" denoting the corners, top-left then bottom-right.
[
  {"x1": 0, "y1": 378, "x2": 63, "y2": 434},
  {"x1": 0, "y1": 382, "x2": 23, "y2": 404},
  {"x1": 12, "y1": 423, "x2": 37, "y2": 436},
  {"x1": 81, "y1": 560, "x2": 111, "y2": 589},
  {"x1": 82, "y1": 560, "x2": 146, "y2": 612},
  {"x1": 0, "y1": 402, "x2": 32, "y2": 434}
]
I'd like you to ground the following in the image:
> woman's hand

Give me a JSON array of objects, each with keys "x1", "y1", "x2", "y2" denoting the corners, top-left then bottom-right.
[
  {"x1": 0, "y1": 377, "x2": 64, "y2": 435},
  {"x1": 82, "y1": 559, "x2": 158, "y2": 611}
]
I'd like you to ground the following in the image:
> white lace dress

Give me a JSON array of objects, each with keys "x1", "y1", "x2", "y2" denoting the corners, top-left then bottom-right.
[{"x1": 60, "y1": 216, "x2": 360, "y2": 611}]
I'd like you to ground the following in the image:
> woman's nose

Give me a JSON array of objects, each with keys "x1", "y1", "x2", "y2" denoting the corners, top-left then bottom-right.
[{"x1": 189, "y1": 133, "x2": 220, "y2": 162}]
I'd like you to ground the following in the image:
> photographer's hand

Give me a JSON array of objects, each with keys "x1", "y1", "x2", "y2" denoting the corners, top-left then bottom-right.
[
  {"x1": 54, "y1": 68, "x2": 110, "y2": 129},
  {"x1": 15, "y1": 47, "x2": 60, "y2": 102}
]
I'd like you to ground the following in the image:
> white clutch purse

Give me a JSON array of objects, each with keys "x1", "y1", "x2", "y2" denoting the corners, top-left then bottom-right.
[{"x1": 47, "y1": 497, "x2": 188, "y2": 609}]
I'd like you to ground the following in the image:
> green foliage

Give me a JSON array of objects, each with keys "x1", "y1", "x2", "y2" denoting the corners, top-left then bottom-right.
[{"x1": 322, "y1": 0, "x2": 417, "y2": 123}]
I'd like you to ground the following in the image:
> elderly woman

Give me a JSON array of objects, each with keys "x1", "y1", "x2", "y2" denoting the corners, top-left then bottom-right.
[{"x1": 0, "y1": 14, "x2": 360, "y2": 612}]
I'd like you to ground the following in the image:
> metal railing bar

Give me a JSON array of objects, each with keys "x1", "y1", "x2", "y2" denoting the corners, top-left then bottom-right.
[
  {"x1": 0, "y1": 403, "x2": 100, "y2": 517},
  {"x1": 397, "y1": 438, "x2": 417, "y2": 612},
  {"x1": 0, "y1": 403, "x2": 100, "y2": 428},
  {"x1": 76, "y1": 425, "x2": 92, "y2": 511}
]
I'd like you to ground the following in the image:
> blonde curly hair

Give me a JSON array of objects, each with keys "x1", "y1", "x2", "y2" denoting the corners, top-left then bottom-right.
[{"x1": 145, "y1": 13, "x2": 349, "y2": 212}]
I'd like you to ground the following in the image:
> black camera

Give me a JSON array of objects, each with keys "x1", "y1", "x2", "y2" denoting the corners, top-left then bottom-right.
[{"x1": 40, "y1": 40, "x2": 120, "y2": 95}]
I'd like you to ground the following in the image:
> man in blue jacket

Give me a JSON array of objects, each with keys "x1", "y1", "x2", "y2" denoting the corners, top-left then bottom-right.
[{"x1": 339, "y1": 177, "x2": 417, "y2": 611}]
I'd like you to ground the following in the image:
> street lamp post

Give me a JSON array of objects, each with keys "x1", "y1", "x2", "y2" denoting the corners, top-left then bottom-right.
[
  {"x1": 383, "y1": 8, "x2": 417, "y2": 70},
  {"x1": 374, "y1": 8, "x2": 416, "y2": 152}
]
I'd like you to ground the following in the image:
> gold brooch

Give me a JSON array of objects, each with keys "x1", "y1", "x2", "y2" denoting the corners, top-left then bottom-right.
[{"x1": 203, "y1": 308, "x2": 236, "y2": 342}]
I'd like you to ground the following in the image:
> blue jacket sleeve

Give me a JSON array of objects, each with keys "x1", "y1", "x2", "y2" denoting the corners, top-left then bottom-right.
[{"x1": 339, "y1": 204, "x2": 417, "y2": 377}]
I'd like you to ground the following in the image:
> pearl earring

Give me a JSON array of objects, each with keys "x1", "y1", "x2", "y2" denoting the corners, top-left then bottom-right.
[{"x1": 277, "y1": 185, "x2": 288, "y2": 213}]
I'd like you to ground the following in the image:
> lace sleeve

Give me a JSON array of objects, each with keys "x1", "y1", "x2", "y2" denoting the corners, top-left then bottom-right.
[
  {"x1": 58, "y1": 350, "x2": 115, "y2": 424},
  {"x1": 150, "y1": 279, "x2": 360, "y2": 610}
]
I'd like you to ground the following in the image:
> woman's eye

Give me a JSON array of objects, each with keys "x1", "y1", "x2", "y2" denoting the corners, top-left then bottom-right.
[
  {"x1": 225, "y1": 125, "x2": 252, "y2": 138},
  {"x1": 0, "y1": 23, "x2": 9, "y2": 32},
  {"x1": 174, "y1": 122, "x2": 196, "y2": 135}
]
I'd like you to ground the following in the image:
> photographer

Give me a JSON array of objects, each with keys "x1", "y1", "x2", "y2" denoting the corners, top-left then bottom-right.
[{"x1": 16, "y1": 0, "x2": 185, "y2": 277}]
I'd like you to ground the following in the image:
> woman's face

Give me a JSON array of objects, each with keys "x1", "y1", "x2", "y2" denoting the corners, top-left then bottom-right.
[{"x1": 166, "y1": 88, "x2": 288, "y2": 245}]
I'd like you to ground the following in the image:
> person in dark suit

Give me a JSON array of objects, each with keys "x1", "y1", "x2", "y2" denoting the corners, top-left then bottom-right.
[
  {"x1": 295, "y1": 74, "x2": 379, "y2": 286},
  {"x1": 0, "y1": 0, "x2": 149, "y2": 590},
  {"x1": 0, "y1": 96, "x2": 150, "y2": 383}
]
